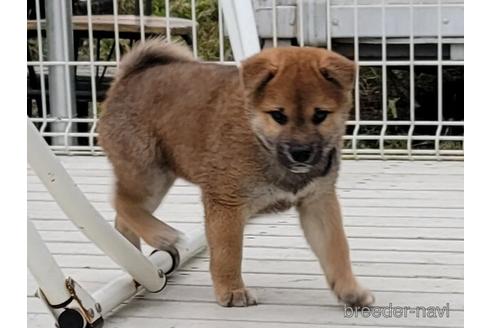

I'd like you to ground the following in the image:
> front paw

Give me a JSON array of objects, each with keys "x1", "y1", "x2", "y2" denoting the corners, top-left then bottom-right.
[
  {"x1": 216, "y1": 287, "x2": 257, "y2": 307},
  {"x1": 333, "y1": 280, "x2": 375, "y2": 308}
]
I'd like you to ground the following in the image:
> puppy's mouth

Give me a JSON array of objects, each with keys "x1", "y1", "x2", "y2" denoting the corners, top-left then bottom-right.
[
  {"x1": 285, "y1": 146, "x2": 336, "y2": 176},
  {"x1": 288, "y1": 164, "x2": 312, "y2": 174}
]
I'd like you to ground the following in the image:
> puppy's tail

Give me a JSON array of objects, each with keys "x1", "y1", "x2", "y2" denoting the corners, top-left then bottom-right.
[{"x1": 116, "y1": 38, "x2": 195, "y2": 81}]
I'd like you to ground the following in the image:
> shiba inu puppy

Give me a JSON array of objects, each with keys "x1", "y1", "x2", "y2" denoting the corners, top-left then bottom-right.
[{"x1": 99, "y1": 39, "x2": 374, "y2": 308}]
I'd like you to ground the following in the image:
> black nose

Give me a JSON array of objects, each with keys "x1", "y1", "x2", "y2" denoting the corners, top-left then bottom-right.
[{"x1": 288, "y1": 144, "x2": 313, "y2": 163}]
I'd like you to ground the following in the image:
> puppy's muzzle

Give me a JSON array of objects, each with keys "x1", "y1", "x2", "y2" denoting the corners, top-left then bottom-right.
[{"x1": 278, "y1": 142, "x2": 322, "y2": 173}]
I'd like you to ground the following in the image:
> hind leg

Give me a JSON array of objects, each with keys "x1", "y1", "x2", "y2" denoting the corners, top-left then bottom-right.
[{"x1": 113, "y1": 167, "x2": 179, "y2": 251}]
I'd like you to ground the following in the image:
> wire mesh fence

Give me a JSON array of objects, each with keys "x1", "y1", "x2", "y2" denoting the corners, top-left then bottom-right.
[{"x1": 27, "y1": 0, "x2": 464, "y2": 159}]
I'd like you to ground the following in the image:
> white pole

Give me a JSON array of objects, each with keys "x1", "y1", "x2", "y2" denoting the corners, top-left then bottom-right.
[
  {"x1": 221, "y1": 0, "x2": 261, "y2": 61},
  {"x1": 93, "y1": 229, "x2": 206, "y2": 316},
  {"x1": 27, "y1": 118, "x2": 166, "y2": 292},
  {"x1": 45, "y1": 0, "x2": 76, "y2": 146},
  {"x1": 27, "y1": 219, "x2": 71, "y2": 307}
]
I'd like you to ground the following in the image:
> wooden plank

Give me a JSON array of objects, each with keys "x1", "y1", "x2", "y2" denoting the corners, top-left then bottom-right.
[
  {"x1": 27, "y1": 164, "x2": 464, "y2": 181},
  {"x1": 184, "y1": 259, "x2": 464, "y2": 279},
  {"x1": 31, "y1": 312, "x2": 455, "y2": 328},
  {"x1": 41, "y1": 235, "x2": 464, "y2": 254},
  {"x1": 29, "y1": 209, "x2": 463, "y2": 228},
  {"x1": 28, "y1": 177, "x2": 464, "y2": 192},
  {"x1": 28, "y1": 176, "x2": 464, "y2": 195},
  {"x1": 242, "y1": 236, "x2": 464, "y2": 252},
  {"x1": 28, "y1": 184, "x2": 465, "y2": 201},
  {"x1": 28, "y1": 201, "x2": 465, "y2": 218},
  {"x1": 27, "y1": 208, "x2": 465, "y2": 222},
  {"x1": 35, "y1": 227, "x2": 464, "y2": 245},
  {"x1": 40, "y1": 247, "x2": 463, "y2": 269},
  {"x1": 27, "y1": 173, "x2": 464, "y2": 186},
  {"x1": 29, "y1": 213, "x2": 465, "y2": 228},
  {"x1": 33, "y1": 221, "x2": 463, "y2": 240},
  {"x1": 27, "y1": 183, "x2": 465, "y2": 199},
  {"x1": 27, "y1": 164, "x2": 464, "y2": 177},
  {"x1": 27, "y1": 260, "x2": 463, "y2": 317},
  {"x1": 112, "y1": 300, "x2": 462, "y2": 327},
  {"x1": 27, "y1": 212, "x2": 465, "y2": 228},
  {"x1": 27, "y1": 15, "x2": 194, "y2": 36},
  {"x1": 27, "y1": 280, "x2": 464, "y2": 311},
  {"x1": 27, "y1": 192, "x2": 463, "y2": 208},
  {"x1": 28, "y1": 246, "x2": 463, "y2": 278},
  {"x1": 26, "y1": 169, "x2": 464, "y2": 179},
  {"x1": 27, "y1": 297, "x2": 464, "y2": 327},
  {"x1": 142, "y1": 284, "x2": 464, "y2": 309},
  {"x1": 45, "y1": 156, "x2": 464, "y2": 170}
]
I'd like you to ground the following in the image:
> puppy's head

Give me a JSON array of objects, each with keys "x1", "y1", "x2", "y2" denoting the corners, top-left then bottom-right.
[{"x1": 240, "y1": 47, "x2": 355, "y2": 175}]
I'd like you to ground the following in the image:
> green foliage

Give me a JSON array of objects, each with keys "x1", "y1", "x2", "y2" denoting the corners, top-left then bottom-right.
[{"x1": 121, "y1": 0, "x2": 232, "y2": 60}]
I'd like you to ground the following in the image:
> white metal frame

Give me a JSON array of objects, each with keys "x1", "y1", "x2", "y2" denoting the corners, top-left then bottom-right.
[
  {"x1": 27, "y1": 0, "x2": 463, "y2": 160},
  {"x1": 221, "y1": 0, "x2": 261, "y2": 61},
  {"x1": 27, "y1": 117, "x2": 206, "y2": 327}
]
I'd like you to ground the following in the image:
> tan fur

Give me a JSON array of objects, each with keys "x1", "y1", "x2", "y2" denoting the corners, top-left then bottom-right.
[{"x1": 98, "y1": 39, "x2": 374, "y2": 307}]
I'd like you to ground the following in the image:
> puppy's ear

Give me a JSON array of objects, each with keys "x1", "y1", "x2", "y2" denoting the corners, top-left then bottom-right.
[
  {"x1": 240, "y1": 54, "x2": 278, "y2": 97},
  {"x1": 319, "y1": 53, "x2": 356, "y2": 91}
]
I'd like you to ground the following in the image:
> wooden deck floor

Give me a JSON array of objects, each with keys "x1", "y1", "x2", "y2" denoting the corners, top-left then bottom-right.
[{"x1": 27, "y1": 157, "x2": 464, "y2": 328}]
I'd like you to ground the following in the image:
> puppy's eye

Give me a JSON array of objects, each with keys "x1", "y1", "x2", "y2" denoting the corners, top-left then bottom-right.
[
  {"x1": 312, "y1": 108, "x2": 330, "y2": 125},
  {"x1": 267, "y1": 109, "x2": 288, "y2": 125}
]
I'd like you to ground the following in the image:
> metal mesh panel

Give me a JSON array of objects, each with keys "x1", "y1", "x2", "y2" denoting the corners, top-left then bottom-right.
[{"x1": 27, "y1": 0, "x2": 464, "y2": 159}]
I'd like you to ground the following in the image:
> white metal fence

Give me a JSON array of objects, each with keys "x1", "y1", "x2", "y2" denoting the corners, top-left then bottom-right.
[{"x1": 27, "y1": 0, "x2": 464, "y2": 159}]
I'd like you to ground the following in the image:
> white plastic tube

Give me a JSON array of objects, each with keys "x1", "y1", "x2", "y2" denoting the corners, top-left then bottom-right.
[
  {"x1": 93, "y1": 229, "x2": 207, "y2": 316},
  {"x1": 221, "y1": 0, "x2": 260, "y2": 61},
  {"x1": 27, "y1": 219, "x2": 71, "y2": 306},
  {"x1": 27, "y1": 119, "x2": 166, "y2": 292}
]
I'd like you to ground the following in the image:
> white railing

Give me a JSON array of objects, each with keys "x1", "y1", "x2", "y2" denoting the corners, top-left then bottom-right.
[{"x1": 27, "y1": 0, "x2": 464, "y2": 160}]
